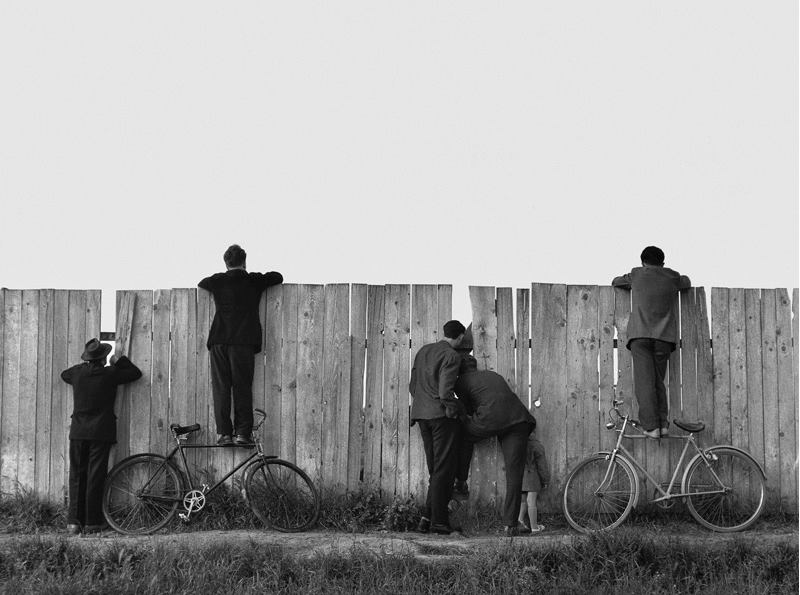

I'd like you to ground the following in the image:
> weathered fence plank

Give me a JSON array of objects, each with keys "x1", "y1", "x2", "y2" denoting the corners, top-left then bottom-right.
[
  {"x1": 322, "y1": 284, "x2": 350, "y2": 491},
  {"x1": 296, "y1": 285, "x2": 324, "y2": 481},
  {"x1": 49, "y1": 291, "x2": 70, "y2": 503},
  {"x1": 515, "y1": 288, "x2": 530, "y2": 407},
  {"x1": 263, "y1": 286, "x2": 282, "y2": 456},
  {"x1": 598, "y1": 286, "x2": 616, "y2": 451},
  {"x1": 679, "y1": 288, "x2": 699, "y2": 420},
  {"x1": 744, "y1": 290, "x2": 764, "y2": 472},
  {"x1": 409, "y1": 285, "x2": 436, "y2": 502},
  {"x1": 362, "y1": 285, "x2": 384, "y2": 490},
  {"x1": 776, "y1": 289, "x2": 796, "y2": 510},
  {"x1": 470, "y1": 286, "x2": 499, "y2": 506},
  {"x1": 497, "y1": 287, "x2": 515, "y2": 391},
  {"x1": 1, "y1": 290, "x2": 22, "y2": 494},
  {"x1": 711, "y1": 288, "x2": 731, "y2": 446},
  {"x1": 279, "y1": 285, "x2": 299, "y2": 463},
  {"x1": 695, "y1": 288, "x2": 714, "y2": 429},
  {"x1": 760, "y1": 289, "x2": 780, "y2": 507},
  {"x1": 348, "y1": 284, "x2": 368, "y2": 491},
  {"x1": 17, "y1": 290, "x2": 39, "y2": 491},
  {"x1": 34, "y1": 291, "x2": 54, "y2": 499}
]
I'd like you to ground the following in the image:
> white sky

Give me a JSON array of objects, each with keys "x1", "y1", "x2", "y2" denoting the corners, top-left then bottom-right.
[{"x1": 1, "y1": 2, "x2": 797, "y2": 330}]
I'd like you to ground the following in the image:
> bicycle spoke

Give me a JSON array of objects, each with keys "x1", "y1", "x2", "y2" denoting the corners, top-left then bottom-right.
[{"x1": 563, "y1": 455, "x2": 636, "y2": 533}]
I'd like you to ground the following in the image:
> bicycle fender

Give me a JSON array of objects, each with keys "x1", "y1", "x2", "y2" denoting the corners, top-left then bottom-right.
[{"x1": 681, "y1": 445, "x2": 767, "y2": 490}]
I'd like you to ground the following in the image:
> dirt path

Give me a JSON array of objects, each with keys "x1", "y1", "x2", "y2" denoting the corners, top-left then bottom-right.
[{"x1": 1, "y1": 528, "x2": 796, "y2": 559}]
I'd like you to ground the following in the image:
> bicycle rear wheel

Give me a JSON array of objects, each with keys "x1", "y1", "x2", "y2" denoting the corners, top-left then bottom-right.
[
  {"x1": 103, "y1": 454, "x2": 183, "y2": 535},
  {"x1": 563, "y1": 454, "x2": 638, "y2": 533},
  {"x1": 684, "y1": 447, "x2": 765, "y2": 532},
  {"x1": 244, "y1": 459, "x2": 320, "y2": 532}
]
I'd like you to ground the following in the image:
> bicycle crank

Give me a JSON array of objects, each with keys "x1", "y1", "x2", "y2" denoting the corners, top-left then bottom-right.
[{"x1": 178, "y1": 490, "x2": 207, "y2": 522}]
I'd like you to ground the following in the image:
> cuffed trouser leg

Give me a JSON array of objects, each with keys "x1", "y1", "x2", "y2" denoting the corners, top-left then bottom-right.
[
  {"x1": 417, "y1": 417, "x2": 460, "y2": 526},
  {"x1": 229, "y1": 345, "x2": 255, "y2": 436},
  {"x1": 210, "y1": 345, "x2": 234, "y2": 436}
]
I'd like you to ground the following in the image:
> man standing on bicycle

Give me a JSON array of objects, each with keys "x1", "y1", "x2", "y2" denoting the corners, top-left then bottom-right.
[
  {"x1": 612, "y1": 246, "x2": 691, "y2": 439},
  {"x1": 199, "y1": 245, "x2": 283, "y2": 446}
]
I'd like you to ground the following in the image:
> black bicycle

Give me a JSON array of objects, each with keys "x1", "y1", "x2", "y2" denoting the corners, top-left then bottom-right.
[{"x1": 102, "y1": 408, "x2": 320, "y2": 535}]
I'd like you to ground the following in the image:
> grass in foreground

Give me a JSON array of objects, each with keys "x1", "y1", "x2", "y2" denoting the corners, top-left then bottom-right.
[{"x1": 0, "y1": 530, "x2": 796, "y2": 594}]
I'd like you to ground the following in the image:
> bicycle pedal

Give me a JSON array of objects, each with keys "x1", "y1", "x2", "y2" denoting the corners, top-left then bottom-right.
[{"x1": 178, "y1": 513, "x2": 190, "y2": 523}]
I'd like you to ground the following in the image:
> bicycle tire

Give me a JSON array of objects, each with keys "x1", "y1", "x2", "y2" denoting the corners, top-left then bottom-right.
[
  {"x1": 244, "y1": 458, "x2": 320, "y2": 532},
  {"x1": 683, "y1": 446, "x2": 765, "y2": 532},
  {"x1": 103, "y1": 453, "x2": 184, "y2": 535},
  {"x1": 563, "y1": 453, "x2": 638, "y2": 533}
]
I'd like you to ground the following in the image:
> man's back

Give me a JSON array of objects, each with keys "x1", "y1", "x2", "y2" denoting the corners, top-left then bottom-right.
[
  {"x1": 455, "y1": 369, "x2": 533, "y2": 438},
  {"x1": 409, "y1": 340, "x2": 461, "y2": 420}
]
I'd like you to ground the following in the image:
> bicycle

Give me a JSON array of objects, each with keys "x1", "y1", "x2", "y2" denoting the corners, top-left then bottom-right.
[
  {"x1": 102, "y1": 408, "x2": 320, "y2": 535},
  {"x1": 562, "y1": 399, "x2": 766, "y2": 533}
]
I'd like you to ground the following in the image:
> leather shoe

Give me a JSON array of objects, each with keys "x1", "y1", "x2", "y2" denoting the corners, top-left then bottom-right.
[
  {"x1": 453, "y1": 479, "x2": 469, "y2": 498},
  {"x1": 660, "y1": 426, "x2": 670, "y2": 437},
  {"x1": 234, "y1": 434, "x2": 254, "y2": 446},
  {"x1": 642, "y1": 428, "x2": 660, "y2": 439},
  {"x1": 415, "y1": 517, "x2": 430, "y2": 533},
  {"x1": 66, "y1": 523, "x2": 81, "y2": 535},
  {"x1": 217, "y1": 434, "x2": 233, "y2": 446}
]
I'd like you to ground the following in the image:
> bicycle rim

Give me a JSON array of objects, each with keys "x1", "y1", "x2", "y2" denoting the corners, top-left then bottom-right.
[
  {"x1": 563, "y1": 454, "x2": 637, "y2": 533},
  {"x1": 103, "y1": 454, "x2": 183, "y2": 535},
  {"x1": 684, "y1": 447, "x2": 765, "y2": 532},
  {"x1": 244, "y1": 459, "x2": 320, "y2": 532}
]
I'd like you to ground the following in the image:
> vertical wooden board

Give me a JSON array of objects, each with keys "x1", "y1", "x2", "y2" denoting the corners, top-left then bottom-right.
[
  {"x1": 597, "y1": 287, "x2": 616, "y2": 451},
  {"x1": 437, "y1": 285, "x2": 453, "y2": 332},
  {"x1": 679, "y1": 288, "x2": 699, "y2": 420},
  {"x1": 565, "y1": 286, "x2": 600, "y2": 470},
  {"x1": 263, "y1": 285, "x2": 283, "y2": 456},
  {"x1": 380, "y1": 285, "x2": 408, "y2": 496},
  {"x1": 793, "y1": 287, "x2": 799, "y2": 507},
  {"x1": 203, "y1": 292, "x2": 233, "y2": 483},
  {"x1": 15, "y1": 290, "x2": 39, "y2": 491},
  {"x1": 776, "y1": 288, "x2": 796, "y2": 510},
  {"x1": 409, "y1": 285, "x2": 437, "y2": 502},
  {"x1": 279, "y1": 285, "x2": 299, "y2": 464},
  {"x1": 347, "y1": 284, "x2": 368, "y2": 491},
  {"x1": 35, "y1": 290, "x2": 54, "y2": 498},
  {"x1": 65, "y1": 291, "x2": 87, "y2": 489},
  {"x1": 760, "y1": 290, "x2": 780, "y2": 505},
  {"x1": 531, "y1": 283, "x2": 567, "y2": 513},
  {"x1": 362, "y1": 285, "x2": 384, "y2": 489},
  {"x1": 85, "y1": 290, "x2": 102, "y2": 343},
  {"x1": 695, "y1": 288, "x2": 714, "y2": 427},
  {"x1": 469, "y1": 286, "x2": 499, "y2": 506},
  {"x1": 151, "y1": 290, "x2": 171, "y2": 455},
  {"x1": 0, "y1": 291, "x2": 4, "y2": 492},
  {"x1": 710, "y1": 288, "x2": 732, "y2": 446},
  {"x1": 192, "y1": 289, "x2": 210, "y2": 476},
  {"x1": 251, "y1": 293, "x2": 267, "y2": 430},
  {"x1": 120, "y1": 291, "x2": 153, "y2": 461},
  {"x1": 515, "y1": 288, "x2": 530, "y2": 407},
  {"x1": 295, "y1": 284, "x2": 324, "y2": 482},
  {"x1": 48, "y1": 291, "x2": 70, "y2": 504},
  {"x1": 321, "y1": 284, "x2": 350, "y2": 492},
  {"x1": 496, "y1": 288, "x2": 515, "y2": 391},
  {"x1": 744, "y1": 290, "x2": 765, "y2": 470},
  {"x1": 728, "y1": 289, "x2": 748, "y2": 450},
  {"x1": 1, "y1": 290, "x2": 22, "y2": 494}
]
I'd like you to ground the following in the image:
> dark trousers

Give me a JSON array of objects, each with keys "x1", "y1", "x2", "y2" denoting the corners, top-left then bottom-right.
[
  {"x1": 417, "y1": 417, "x2": 460, "y2": 526},
  {"x1": 630, "y1": 338, "x2": 672, "y2": 431},
  {"x1": 68, "y1": 439, "x2": 112, "y2": 526},
  {"x1": 210, "y1": 344, "x2": 255, "y2": 436},
  {"x1": 455, "y1": 421, "x2": 533, "y2": 527}
]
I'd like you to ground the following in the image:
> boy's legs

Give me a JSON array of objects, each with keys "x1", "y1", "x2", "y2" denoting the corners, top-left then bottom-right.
[
  {"x1": 229, "y1": 345, "x2": 255, "y2": 436},
  {"x1": 68, "y1": 440, "x2": 89, "y2": 526},
  {"x1": 210, "y1": 345, "x2": 233, "y2": 436},
  {"x1": 84, "y1": 441, "x2": 112, "y2": 527},
  {"x1": 630, "y1": 339, "x2": 659, "y2": 431},
  {"x1": 527, "y1": 492, "x2": 539, "y2": 528},
  {"x1": 652, "y1": 340, "x2": 671, "y2": 429}
]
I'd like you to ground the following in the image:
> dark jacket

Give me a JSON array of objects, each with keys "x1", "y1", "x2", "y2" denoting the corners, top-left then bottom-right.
[
  {"x1": 198, "y1": 269, "x2": 283, "y2": 353},
  {"x1": 61, "y1": 356, "x2": 143, "y2": 442},
  {"x1": 612, "y1": 265, "x2": 691, "y2": 350},
  {"x1": 454, "y1": 369, "x2": 535, "y2": 439},
  {"x1": 409, "y1": 340, "x2": 462, "y2": 421}
]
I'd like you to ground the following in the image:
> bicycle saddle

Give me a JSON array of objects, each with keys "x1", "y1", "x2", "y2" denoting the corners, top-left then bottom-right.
[
  {"x1": 170, "y1": 423, "x2": 201, "y2": 434},
  {"x1": 673, "y1": 419, "x2": 705, "y2": 433}
]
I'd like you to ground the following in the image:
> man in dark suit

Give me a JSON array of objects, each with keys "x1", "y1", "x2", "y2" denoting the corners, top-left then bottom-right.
[
  {"x1": 61, "y1": 338, "x2": 142, "y2": 534},
  {"x1": 613, "y1": 245, "x2": 691, "y2": 438},
  {"x1": 199, "y1": 244, "x2": 283, "y2": 446},
  {"x1": 409, "y1": 320, "x2": 466, "y2": 534},
  {"x1": 454, "y1": 355, "x2": 535, "y2": 536}
]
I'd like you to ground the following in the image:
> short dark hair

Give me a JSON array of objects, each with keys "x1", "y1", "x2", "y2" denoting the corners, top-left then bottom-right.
[
  {"x1": 443, "y1": 320, "x2": 466, "y2": 339},
  {"x1": 224, "y1": 244, "x2": 247, "y2": 268},
  {"x1": 640, "y1": 246, "x2": 665, "y2": 266}
]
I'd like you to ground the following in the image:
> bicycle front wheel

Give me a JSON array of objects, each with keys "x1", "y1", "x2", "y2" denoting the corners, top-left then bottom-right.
[
  {"x1": 244, "y1": 459, "x2": 320, "y2": 532},
  {"x1": 103, "y1": 454, "x2": 183, "y2": 535},
  {"x1": 683, "y1": 447, "x2": 765, "y2": 532},
  {"x1": 563, "y1": 453, "x2": 638, "y2": 533}
]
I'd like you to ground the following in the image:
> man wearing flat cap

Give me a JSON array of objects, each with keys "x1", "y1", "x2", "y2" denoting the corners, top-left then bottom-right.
[{"x1": 60, "y1": 338, "x2": 142, "y2": 535}]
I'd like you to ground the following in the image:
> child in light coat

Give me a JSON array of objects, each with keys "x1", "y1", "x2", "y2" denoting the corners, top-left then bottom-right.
[{"x1": 518, "y1": 418, "x2": 550, "y2": 533}]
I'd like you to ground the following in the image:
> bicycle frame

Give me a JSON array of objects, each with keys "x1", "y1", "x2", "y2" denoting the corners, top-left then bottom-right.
[{"x1": 603, "y1": 413, "x2": 724, "y2": 503}]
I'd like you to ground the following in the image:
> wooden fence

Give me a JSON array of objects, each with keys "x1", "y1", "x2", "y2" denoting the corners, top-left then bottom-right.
[{"x1": 0, "y1": 284, "x2": 797, "y2": 513}]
